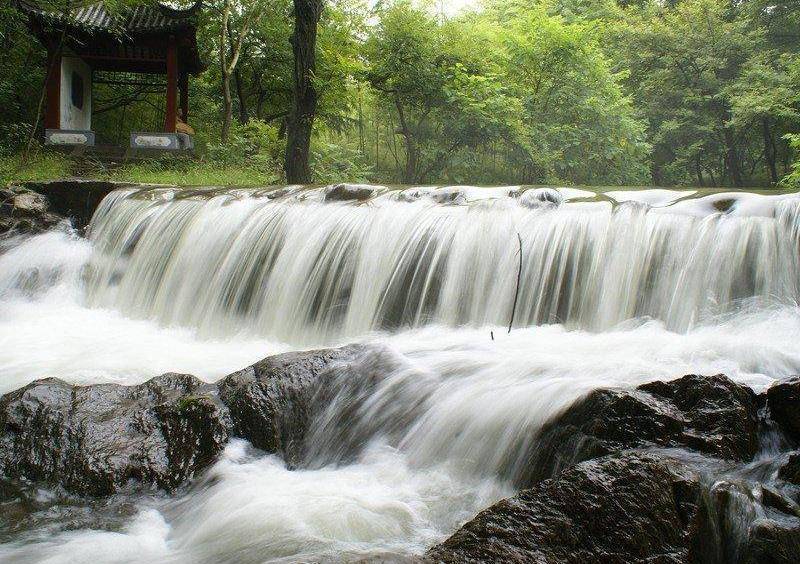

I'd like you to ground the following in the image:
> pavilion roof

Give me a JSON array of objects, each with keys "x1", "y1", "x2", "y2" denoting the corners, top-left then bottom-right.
[
  {"x1": 15, "y1": 1, "x2": 202, "y2": 36},
  {"x1": 15, "y1": 1, "x2": 206, "y2": 74}
]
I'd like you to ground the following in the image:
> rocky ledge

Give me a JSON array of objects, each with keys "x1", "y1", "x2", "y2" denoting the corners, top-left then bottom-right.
[
  {"x1": 428, "y1": 375, "x2": 800, "y2": 564},
  {"x1": 1, "y1": 179, "x2": 133, "y2": 236},
  {"x1": 0, "y1": 346, "x2": 359, "y2": 496},
  {"x1": 1, "y1": 350, "x2": 799, "y2": 562}
]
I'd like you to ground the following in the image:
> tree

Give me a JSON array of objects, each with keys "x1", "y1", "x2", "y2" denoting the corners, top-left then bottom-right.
[
  {"x1": 365, "y1": 2, "x2": 525, "y2": 183},
  {"x1": 216, "y1": 0, "x2": 268, "y2": 143},
  {"x1": 284, "y1": 0, "x2": 324, "y2": 183},
  {"x1": 496, "y1": 4, "x2": 650, "y2": 184}
]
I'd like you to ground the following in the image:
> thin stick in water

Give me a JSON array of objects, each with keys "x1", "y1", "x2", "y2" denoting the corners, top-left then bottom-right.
[{"x1": 508, "y1": 232, "x2": 523, "y2": 334}]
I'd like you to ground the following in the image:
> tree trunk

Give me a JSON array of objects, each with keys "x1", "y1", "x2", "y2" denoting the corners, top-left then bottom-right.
[
  {"x1": 723, "y1": 128, "x2": 744, "y2": 187},
  {"x1": 235, "y1": 68, "x2": 249, "y2": 123},
  {"x1": 221, "y1": 70, "x2": 233, "y2": 143},
  {"x1": 393, "y1": 97, "x2": 417, "y2": 184},
  {"x1": 762, "y1": 118, "x2": 778, "y2": 185},
  {"x1": 285, "y1": 0, "x2": 323, "y2": 183}
]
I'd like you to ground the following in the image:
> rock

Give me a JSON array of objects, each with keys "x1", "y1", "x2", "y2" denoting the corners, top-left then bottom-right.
[
  {"x1": 518, "y1": 374, "x2": 760, "y2": 486},
  {"x1": 396, "y1": 187, "x2": 433, "y2": 202},
  {"x1": 0, "y1": 186, "x2": 64, "y2": 235},
  {"x1": 0, "y1": 374, "x2": 229, "y2": 496},
  {"x1": 760, "y1": 485, "x2": 800, "y2": 518},
  {"x1": 0, "y1": 346, "x2": 363, "y2": 496},
  {"x1": 518, "y1": 187, "x2": 563, "y2": 208},
  {"x1": 426, "y1": 452, "x2": 717, "y2": 564},
  {"x1": 217, "y1": 346, "x2": 360, "y2": 467},
  {"x1": 778, "y1": 452, "x2": 800, "y2": 485},
  {"x1": 429, "y1": 187, "x2": 466, "y2": 204},
  {"x1": 744, "y1": 519, "x2": 800, "y2": 564},
  {"x1": 21, "y1": 179, "x2": 134, "y2": 230},
  {"x1": 324, "y1": 183, "x2": 380, "y2": 202},
  {"x1": 767, "y1": 377, "x2": 800, "y2": 444}
]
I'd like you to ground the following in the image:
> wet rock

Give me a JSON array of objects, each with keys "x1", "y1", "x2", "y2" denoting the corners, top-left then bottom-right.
[
  {"x1": 518, "y1": 187, "x2": 563, "y2": 208},
  {"x1": 760, "y1": 485, "x2": 800, "y2": 518},
  {"x1": 429, "y1": 187, "x2": 466, "y2": 204},
  {"x1": 0, "y1": 374, "x2": 229, "y2": 496},
  {"x1": 324, "y1": 183, "x2": 380, "y2": 202},
  {"x1": 767, "y1": 377, "x2": 800, "y2": 444},
  {"x1": 744, "y1": 519, "x2": 800, "y2": 564},
  {"x1": 217, "y1": 346, "x2": 361, "y2": 467},
  {"x1": 0, "y1": 346, "x2": 363, "y2": 496},
  {"x1": 0, "y1": 186, "x2": 64, "y2": 235},
  {"x1": 426, "y1": 452, "x2": 715, "y2": 564},
  {"x1": 778, "y1": 452, "x2": 800, "y2": 485},
  {"x1": 519, "y1": 374, "x2": 760, "y2": 486},
  {"x1": 21, "y1": 179, "x2": 134, "y2": 230},
  {"x1": 396, "y1": 187, "x2": 432, "y2": 202}
]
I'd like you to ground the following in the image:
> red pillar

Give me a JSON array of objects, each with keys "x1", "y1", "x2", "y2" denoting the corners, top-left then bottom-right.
[
  {"x1": 179, "y1": 72, "x2": 189, "y2": 122},
  {"x1": 164, "y1": 36, "x2": 177, "y2": 133},
  {"x1": 44, "y1": 48, "x2": 61, "y2": 130}
]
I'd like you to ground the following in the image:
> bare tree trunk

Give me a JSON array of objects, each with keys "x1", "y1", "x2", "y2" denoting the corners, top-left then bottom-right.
[
  {"x1": 285, "y1": 0, "x2": 323, "y2": 183},
  {"x1": 234, "y1": 68, "x2": 249, "y2": 123},
  {"x1": 221, "y1": 69, "x2": 233, "y2": 142},
  {"x1": 218, "y1": 0, "x2": 259, "y2": 143},
  {"x1": 762, "y1": 118, "x2": 778, "y2": 185},
  {"x1": 724, "y1": 128, "x2": 744, "y2": 187},
  {"x1": 394, "y1": 97, "x2": 417, "y2": 184}
]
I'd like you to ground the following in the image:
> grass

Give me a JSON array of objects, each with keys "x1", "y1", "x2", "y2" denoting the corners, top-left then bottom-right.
[
  {"x1": 1, "y1": 151, "x2": 282, "y2": 188},
  {"x1": 0, "y1": 152, "x2": 72, "y2": 186},
  {"x1": 108, "y1": 161, "x2": 280, "y2": 187}
]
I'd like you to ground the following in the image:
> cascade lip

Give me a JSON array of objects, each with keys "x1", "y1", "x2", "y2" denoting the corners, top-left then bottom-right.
[{"x1": 99, "y1": 181, "x2": 800, "y2": 218}]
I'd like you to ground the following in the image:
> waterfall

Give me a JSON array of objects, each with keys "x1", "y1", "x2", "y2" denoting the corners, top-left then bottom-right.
[
  {"x1": 84, "y1": 185, "x2": 800, "y2": 344},
  {"x1": 3, "y1": 185, "x2": 800, "y2": 563}
]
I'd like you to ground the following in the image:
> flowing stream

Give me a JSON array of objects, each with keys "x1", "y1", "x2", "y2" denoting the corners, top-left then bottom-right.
[{"x1": 1, "y1": 185, "x2": 800, "y2": 563}]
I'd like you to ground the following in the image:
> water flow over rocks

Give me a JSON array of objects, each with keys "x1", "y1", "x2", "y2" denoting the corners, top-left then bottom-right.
[{"x1": 0, "y1": 347, "x2": 362, "y2": 496}]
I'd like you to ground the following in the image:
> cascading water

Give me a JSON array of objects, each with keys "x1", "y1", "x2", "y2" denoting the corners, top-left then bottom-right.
[
  {"x1": 83, "y1": 185, "x2": 800, "y2": 343},
  {"x1": 1, "y1": 185, "x2": 800, "y2": 563}
]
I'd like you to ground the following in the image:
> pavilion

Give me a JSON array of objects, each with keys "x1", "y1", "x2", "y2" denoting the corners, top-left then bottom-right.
[{"x1": 15, "y1": 0, "x2": 206, "y2": 152}]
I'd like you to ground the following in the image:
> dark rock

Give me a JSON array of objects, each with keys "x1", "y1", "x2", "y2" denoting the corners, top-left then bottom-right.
[
  {"x1": 760, "y1": 485, "x2": 800, "y2": 518},
  {"x1": 21, "y1": 179, "x2": 134, "y2": 230},
  {"x1": 0, "y1": 346, "x2": 364, "y2": 496},
  {"x1": 767, "y1": 377, "x2": 800, "y2": 444},
  {"x1": 426, "y1": 452, "x2": 717, "y2": 564},
  {"x1": 778, "y1": 452, "x2": 800, "y2": 485},
  {"x1": 519, "y1": 187, "x2": 563, "y2": 208},
  {"x1": 518, "y1": 374, "x2": 760, "y2": 486},
  {"x1": 217, "y1": 346, "x2": 361, "y2": 466},
  {"x1": 324, "y1": 183, "x2": 380, "y2": 202},
  {"x1": 0, "y1": 374, "x2": 229, "y2": 496},
  {"x1": 0, "y1": 186, "x2": 64, "y2": 235},
  {"x1": 744, "y1": 519, "x2": 800, "y2": 564},
  {"x1": 429, "y1": 187, "x2": 466, "y2": 204}
]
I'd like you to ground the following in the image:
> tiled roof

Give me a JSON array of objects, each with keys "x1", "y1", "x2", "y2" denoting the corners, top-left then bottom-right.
[{"x1": 16, "y1": 1, "x2": 201, "y2": 34}]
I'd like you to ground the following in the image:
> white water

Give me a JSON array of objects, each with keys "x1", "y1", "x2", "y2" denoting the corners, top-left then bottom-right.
[{"x1": 1, "y1": 185, "x2": 800, "y2": 563}]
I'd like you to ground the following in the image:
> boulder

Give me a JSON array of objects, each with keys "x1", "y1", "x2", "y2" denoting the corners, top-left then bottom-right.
[
  {"x1": 21, "y1": 179, "x2": 135, "y2": 230},
  {"x1": 518, "y1": 187, "x2": 563, "y2": 208},
  {"x1": 426, "y1": 452, "x2": 717, "y2": 564},
  {"x1": 0, "y1": 374, "x2": 228, "y2": 496},
  {"x1": 767, "y1": 377, "x2": 800, "y2": 444},
  {"x1": 778, "y1": 452, "x2": 800, "y2": 485},
  {"x1": 324, "y1": 183, "x2": 381, "y2": 202},
  {"x1": 517, "y1": 374, "x2": 760, "y2": 486},
  {"x1": 217, "y1": 346, "x2": 361, "y2": 466},
  {"x1": 0, "y1": 346, "x2": 363, "y2": 495},
  {"x1": 744, "y1": 519, "x2": 800, "y2": 564},
  {"x1": 0, "y1": 186, "x2": 64, "y2": 235}
]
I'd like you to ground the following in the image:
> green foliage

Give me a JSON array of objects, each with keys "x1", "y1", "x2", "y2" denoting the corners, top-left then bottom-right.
[
  {"x1": 0, "y1": 153, "x2": 71, "y2": 186},
  {"x1": 1, "y1": 0, "x2": 798, "y2": 187},
  {"x1": 782, "y1": 134, "x2": 800, "y2": 188},
  {"x1": 311, "y1": 140, "x2": 374, "y2": 184}
]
